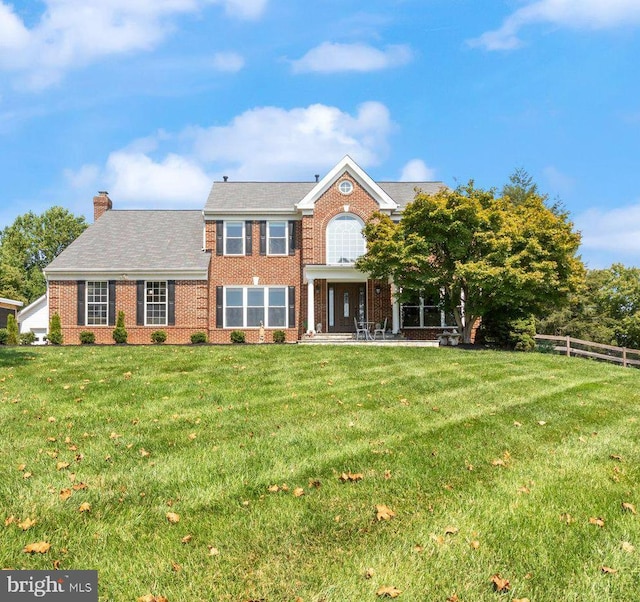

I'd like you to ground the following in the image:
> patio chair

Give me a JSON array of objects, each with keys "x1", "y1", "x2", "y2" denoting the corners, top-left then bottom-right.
[
  {"x1": 373, "y1": 318, "x2": 387, "y2": 340},
  {"x1": 354, "y1": 317, "x2": 369, "y2": 340}
]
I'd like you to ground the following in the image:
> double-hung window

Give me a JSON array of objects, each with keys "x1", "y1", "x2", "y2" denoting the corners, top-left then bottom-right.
[
  {"x1": 224, "y1": 287, "x2": 288, "y2": 328},
  {"x1": 146, "y1": 281, "x2": 167, "y2": 325},
  {"x1": 224, "y1": 221, "x2": 245, "y2": 255},
  {"x1": 267, "y1": 221, "x2": 287, "y2": 255},
  {"x1": 86, "y1": 281, "x2": 108, "y2": 325}
]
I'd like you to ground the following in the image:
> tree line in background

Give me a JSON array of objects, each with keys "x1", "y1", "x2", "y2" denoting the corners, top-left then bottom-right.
[{"x1": 0, "y1": 207, "x2": 87, "y2": 305}]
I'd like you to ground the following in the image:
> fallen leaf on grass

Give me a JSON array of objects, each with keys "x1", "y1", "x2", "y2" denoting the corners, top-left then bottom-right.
[
  {"x1": 23, "y1": 472, "x2": 32, "y2": 479},
  {"x1": 375, "y1": 504, "x2": 396, "y2": 521},
  {"x1": 610, "y1": 454, "x2": 623, "y2": 461},
  {"x1": 470, "y1": 540, "x2": 480, "y2": 550},
  {"x1": 60, "y1": 489, "x2": 73, "y2": 501},
  {"x1": 78, "y1": 503, "x2": 91, "y2": 513},
  {"x1": 340, "y1": 472, "x2": 363, "y2": 482},
  {"x1": 293, "y1": 487, "x2": 304, "y2": 497},
  {"x1": 364, "y1": 567, "x2": 375, "y2": 579},
  {"x1": 589, "y1": 517, "x2": 605, "y2": 528},
  {"x1": 23, "y1": 542, "x2": 51, "y2": 554},
  {"x1": 537, "y1": 421, "x2": 546, "y2": 426},
  {"x1": 444, "y1": 526, "x2": 459, "y2": 535},
  {"x1": 446, "y1": 595, "x2": 460, "y2": 602},
  {"x1": 207, "y1": 546, "x2": 220, "y2": 556},
  {"x1": 18, "y1": 518, "x2": 36, "y2": 530},
  {"x1": 601, "y1": 566, "x2": 617, "y2": 574},
  {"x1": 56, "y1": 462, "x2": 70, "y2": 471},
  {"x1": 376, "y1": 585, "x2": 402, "y2": 598},
  {"x1": 4, "y1": 515, "x2": 16, "y2": 526},
  {"x1": 560, "y1": 513, "x2": 575, "y2": 524},
  {"x1": 181, "y1": 534, "x2": 192, "y2": 544},
  {"x1": 171, "y1": 561, "x2": 181, "y2": 572},
  {"x1": 17, "y1": 463, "x2": 26, "y2": 471},
  {"x1": 166, "y1": 512, "x2": 180, "y2": 524},
  {"x1": 491, "y1": 458, "x2": 506, "y2": 467},
  {"x1": 622, "y1": 502, "x2": 637, "y2": 514},
  {"x1": 491, "y1": 574, "x2": 510, "y2": 592},
  {"x1": 513, "y1": 598, "x2": 531, "y2": 602},
  {"x1": 139, "y1": 449, "x2": 151, "y2": 458},
  {"x1": 621, "y1": 541, "x2": 635, "y2": 553},
  {"x1": 137, "y1": 595, "x2": 168, "y2": 602},
  {"x1": 308, "y1": 479, "x2": 321, "y2": 489}
]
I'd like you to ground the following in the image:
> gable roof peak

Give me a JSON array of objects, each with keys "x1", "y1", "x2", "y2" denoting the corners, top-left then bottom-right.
[{"x1": 296, "y1": 156, "x2": 397, "y2": 211}]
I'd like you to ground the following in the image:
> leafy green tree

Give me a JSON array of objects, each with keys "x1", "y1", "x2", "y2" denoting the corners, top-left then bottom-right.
[
  {"x1": 539, "y1": 264, "x2": 640, "y2": 348},
  {"x1": 357, "y1": 181, "x2": 584, "y2": 344},
  {"x1": 0, "y1": 207, "x2": 87, "y2": 304}
]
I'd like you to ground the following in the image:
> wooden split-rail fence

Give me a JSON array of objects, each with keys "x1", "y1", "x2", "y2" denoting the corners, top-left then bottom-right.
[{"x1": 534, "y1": 334, "x2": 640, "y2": 369}]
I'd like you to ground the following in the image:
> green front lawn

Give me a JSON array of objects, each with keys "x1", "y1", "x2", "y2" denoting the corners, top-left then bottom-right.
[{"x1": 1, "y1": 345, "x2": 639, "y2": 601}]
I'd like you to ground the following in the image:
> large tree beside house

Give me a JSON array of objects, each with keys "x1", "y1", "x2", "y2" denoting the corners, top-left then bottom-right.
[
  {"x1": 0, "y1": 206, "x2": 87, "y2": 304},
  {"x1": 357, "y1": 181, "x2": 584, "y2": 344}
]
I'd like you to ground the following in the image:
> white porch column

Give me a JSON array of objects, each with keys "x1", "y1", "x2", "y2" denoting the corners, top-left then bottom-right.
[
  {"x1": 307, "y1": 279, "x2": 315, "y2": 334},
  {"x1": 391, "y1": 281, "x2": 400, "y2": 334}
]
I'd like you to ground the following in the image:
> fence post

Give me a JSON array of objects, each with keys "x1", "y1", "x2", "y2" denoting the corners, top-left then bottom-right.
[
  {"x1": 566, "y1": 336, "x2": 571, "y2": 357},
  {"x1": 623, "y1": 347, "x2": 627, "y2": 368}
]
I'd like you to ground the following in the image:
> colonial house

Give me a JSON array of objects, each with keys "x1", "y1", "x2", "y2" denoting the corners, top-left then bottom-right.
[{"x1": 44, "y1": 156, "x2": 457, "y2": 344}]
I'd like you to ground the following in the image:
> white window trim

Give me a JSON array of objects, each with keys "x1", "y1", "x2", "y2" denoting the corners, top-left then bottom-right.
[
  {"x1": 223, "y1": 286, "x2": 288, "y2": 329},
  {"x1": 224, "y1": 221, "x2": 245, "y2": 256},
  {"x1": 145, "y1": 280, "x2": 168, "y2": 326},
  {"x1": 86, "y1": 281, "x2": 108, "y2": 326},
  {"x1": 338, "y1": 180, "x2": 353, "y2": 195},
  {"x1": 267, "y1": 220, "x2": 288, "y2": 256}
]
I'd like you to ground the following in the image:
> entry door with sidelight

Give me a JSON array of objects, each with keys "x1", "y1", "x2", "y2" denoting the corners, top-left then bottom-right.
[{"x1": 328, "y1": 283, "x2": 366, "y2": 332}]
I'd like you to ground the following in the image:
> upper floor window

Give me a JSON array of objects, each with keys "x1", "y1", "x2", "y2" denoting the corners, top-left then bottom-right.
[
  {"x1": 146, "y1": 281, "x2": 167, "y2": 325},
  {"x1": 87, "y1": 281, "x2": 108, "y2": 325},
  {"x1": 224, "y1": 221, "x2": 245, "y2": 255},
  {"x1": 326, "y1": 214, "x2": 365, "y2": 265},
  {"x1": 267, "y1": 221, "x2": 288, "y2": 255}
]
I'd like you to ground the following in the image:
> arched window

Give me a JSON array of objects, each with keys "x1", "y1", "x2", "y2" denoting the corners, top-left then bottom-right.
[{"x1": 326, "y1": 214, "x2": 365, "y2": 265}]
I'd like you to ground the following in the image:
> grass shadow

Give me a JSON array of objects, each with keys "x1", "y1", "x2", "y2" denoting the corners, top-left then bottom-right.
[{"x1": 0, "y1": 347, "x2": 38, "y2": 368}]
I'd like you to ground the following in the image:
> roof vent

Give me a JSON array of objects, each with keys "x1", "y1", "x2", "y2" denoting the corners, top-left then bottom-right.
[
  {"x1": 315, "y1": 174, "x2": 319, "y2": 183},
  {"x1": 223, "y1": 176, "x2": 228, "y2": 182}
]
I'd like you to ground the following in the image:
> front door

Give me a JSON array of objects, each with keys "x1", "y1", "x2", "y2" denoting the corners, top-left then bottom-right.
[{"x1": 328, "y1": 283, "x2": 366, "y2": 332}]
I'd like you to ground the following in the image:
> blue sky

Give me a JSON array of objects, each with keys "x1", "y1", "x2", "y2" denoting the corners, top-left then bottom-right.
[{"x1": 1, "y1": 0, "x2": 640, "y2": 268}]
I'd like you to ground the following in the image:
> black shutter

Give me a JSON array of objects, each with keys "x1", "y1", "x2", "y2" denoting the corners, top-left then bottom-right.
[
  {"x1": 216, "y1": 221, "x2": 223, "y2": 256},
  {"x1": 167, "y1": 280, "x2": 175, "y2": 326},
  {"x1": 216, "y1": 286, "x2": 223, "y2": 328},
  {"x1": 259, "y1": 221, "x2": 266, "y2": 255},
  {"x1": 108, "y1": 281, "x2": 116, "y2": 326},
  {"x1": 136, "y1": 281, "x2": 145, "y2": 326},
  {"x1": 77, "y1": 281, "x2": 85, "y2": 326},
  {"x1": 288, "y1": 286, "x2": 296, "y2": 328},
  {"x1": 288, "y1": 221, "x2": 296, "y2": 255},
  {"x1": 245, "y1": 221, "x2": 253, "y2": 256}
]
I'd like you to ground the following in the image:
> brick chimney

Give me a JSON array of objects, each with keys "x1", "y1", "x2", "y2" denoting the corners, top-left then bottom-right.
[{"x1": 93, "y1": 191, "x2": 112, "y2": 221}]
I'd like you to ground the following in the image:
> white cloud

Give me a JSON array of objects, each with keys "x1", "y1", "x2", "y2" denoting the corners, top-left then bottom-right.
[
  {"x1": 576, "y1": 203, "x2": 640, "y2": 255},
  {"x1": 190, "y1": 101, "x2": 394, "y2": 179},
  {"x1": 211, "y1": 51, "x2": 245, "y2": 72},
  {"x1": 65, "y1": 101, "x2": 395, "y2": 206},
  {"x1": 291, "y1": 42, "x2": 412, "y2": 74},
  {"x1": 0, "y1": 0, "x2": 265, "y2": 89},
  {"x1": 469, "y1": 0, "x2": 640, "y2": 50},
  {"x1": 400, "y1": 159, "x2": 436, "y2": 181}
]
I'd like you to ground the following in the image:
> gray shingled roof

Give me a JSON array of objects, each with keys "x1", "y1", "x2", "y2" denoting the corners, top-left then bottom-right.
[
  {"x1": 204, "y1": 181, "x2": 445, "y2": 213},
  {"x1": 45, "y1": 210, "x2": 210, "y2": 275}
]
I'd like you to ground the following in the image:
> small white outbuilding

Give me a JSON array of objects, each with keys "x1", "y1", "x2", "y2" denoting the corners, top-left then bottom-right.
[{"x1": 18, "y1": 294, "x2": 48, "y2": 345}]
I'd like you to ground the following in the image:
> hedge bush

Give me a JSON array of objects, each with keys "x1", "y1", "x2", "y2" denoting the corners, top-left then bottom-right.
[
  {"x1": 112, "y1": 311, "x2": 128, "y2": 344},
  {"x1": 0, "y1": 329, "x2": 8, "y2": 345},
  {"x1": 230, "y1": 330, "x2": 245, "y2": 344},
  {"x1": 272, "y1": 330, "x2": 286, "y2": 343},
  {"x1": 190, "y1": 332, "x2": 207, "y2": 344},
  {"x1": 79, "y1": 331, "x2": 95, "y2": 345},
  {"x1": 151, "y1": 330, "x2": 167, "y2": 344},
  {"x1": 20, "y1": 332, "x2": 36, "y2": 346},
  {"x1": 48, "y1": 313, "x2": 63, "y2": 345}
]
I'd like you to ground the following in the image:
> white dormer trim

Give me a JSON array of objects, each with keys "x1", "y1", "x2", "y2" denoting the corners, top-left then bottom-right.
[{"x1": 295, "y1": 155, "x2": 397, "y2": 212}]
